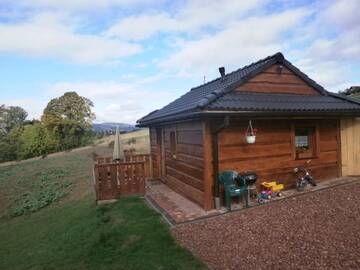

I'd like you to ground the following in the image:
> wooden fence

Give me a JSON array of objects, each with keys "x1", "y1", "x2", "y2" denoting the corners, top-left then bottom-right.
[
  {"x1": 95, "y1": 154, "x2": 152, "y2": 177},
  {"x1": 341, "y1": 118, "x2": 360, "y2": 176},
  {"x1": 94, "y1": 153, "x2": 151, "y2": 202}
]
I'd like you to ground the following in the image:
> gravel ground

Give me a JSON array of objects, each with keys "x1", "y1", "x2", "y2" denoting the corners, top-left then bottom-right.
[{"x1": 173, "y1": 181, "x2": 360, "y2": 270}]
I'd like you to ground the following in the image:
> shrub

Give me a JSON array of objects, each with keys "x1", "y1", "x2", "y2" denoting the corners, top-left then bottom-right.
[
  {"x1": 19, "y1": 123, "x2": 59, "y2": 159},
  {"x1": 0, "y1": 126, "x2": 23, "y2": 162}
]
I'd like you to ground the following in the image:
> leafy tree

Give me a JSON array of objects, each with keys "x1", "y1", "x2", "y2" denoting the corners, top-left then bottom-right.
[
  {"x1": 0, "y1": 105, "x2": 6, "y2": 135},
  {"x1": 0, "y1": 126, "x2": 23, "y2": 162},
  {"x1": 0, "y1": 93, "x2": 96, "y2": 163},
  {"x1": 0, "y1": 106, "x2": 28, "y2": 132},
  {"x1": 41, "y1": 92, "x2": 95, "y2": 150},
  {"x1": 42, "y1": 92, "x2": 95, "y2": 129}
]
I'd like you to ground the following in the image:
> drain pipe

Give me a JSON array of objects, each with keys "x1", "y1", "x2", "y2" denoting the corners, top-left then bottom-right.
[{"x1": 212, "y1": 116, "x2": 230, "y2": 209}]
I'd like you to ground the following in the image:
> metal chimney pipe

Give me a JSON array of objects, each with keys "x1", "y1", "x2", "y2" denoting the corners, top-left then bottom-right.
[{"x1": 218, "y1": 67, "x2": 225, "y2": 78}]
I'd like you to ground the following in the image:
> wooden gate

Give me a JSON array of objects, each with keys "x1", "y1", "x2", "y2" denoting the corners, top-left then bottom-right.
[
  {"x1": 94, "y1": 154, "x2": 151, "y2": 202},
  {"x1": 341, "y1": 118, "x2": 360, "y2": 176}
]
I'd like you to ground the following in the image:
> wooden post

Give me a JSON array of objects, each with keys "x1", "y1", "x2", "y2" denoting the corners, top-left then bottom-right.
[
  {"x1": 355, "y1": 118, "x2": 360, "y2": 175},
  {"x1": 336, "y1": 119, "x2": 342, "y2": 177},
  {"x1": 340, "y1": 118, "x2": 360, "y2": 176},
  {"x1": 203, "y1": 121, "x2": 214, "y2": 210}
]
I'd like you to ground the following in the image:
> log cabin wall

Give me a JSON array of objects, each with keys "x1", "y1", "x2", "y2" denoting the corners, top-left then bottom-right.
[
  {"x1": 235, "y1": 64, "x2": 320, "y2": 95},
  {"x1": 161, "y1": 121, "x2": 205, "y2": 207},
  {"x1": 149, "y1": 128, "x2": 159, "y2": 177},
  {"x1": 218, "y1": 119, "x2": 341, "y2": 188}
]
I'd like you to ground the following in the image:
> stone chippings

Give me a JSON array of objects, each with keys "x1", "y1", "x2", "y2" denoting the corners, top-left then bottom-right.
[{"x1": 173, "y1": 181, "x2": 360, "y2": 270}]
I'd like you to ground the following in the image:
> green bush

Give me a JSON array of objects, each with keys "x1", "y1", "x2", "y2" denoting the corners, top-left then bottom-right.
[{"x1": 19, "y1": 123, "x2": 59, "y2": 159}]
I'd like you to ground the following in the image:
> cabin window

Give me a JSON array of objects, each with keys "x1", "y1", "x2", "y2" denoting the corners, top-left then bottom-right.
[
  {"x1": 294, "y1": 127, "x2": 316, "y2": 159},
  {"x1": 170, "y1": 131, "x2": 177, "y2": 159}
]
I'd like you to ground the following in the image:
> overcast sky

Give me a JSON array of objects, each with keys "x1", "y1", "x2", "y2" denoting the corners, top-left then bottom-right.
[{"x1": 0, "y1": 0, "x2": 359, "y2": 124}]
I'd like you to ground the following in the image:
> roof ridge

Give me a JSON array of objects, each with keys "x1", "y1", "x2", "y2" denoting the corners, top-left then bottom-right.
[
  {"x1": 196, "y1": 52, "x2": 283, "y2": 109},
  {"x1": 190, "y1": 52, "x2": 283, "y2": 92}
]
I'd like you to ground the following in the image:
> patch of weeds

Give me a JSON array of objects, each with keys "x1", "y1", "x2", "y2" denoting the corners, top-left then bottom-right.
[
  {"x1": 0, "y1": 169, "x2": 12, "y2": 183},
  {"x1": 37, "y1": 168, "x2": 70, "y2": 180},
  {"x1": 9, "y1": 168, "x2": 72, "y2": 217},
  {"x1": 96, "y1": 205, "x2": 112, "y2": 225}
]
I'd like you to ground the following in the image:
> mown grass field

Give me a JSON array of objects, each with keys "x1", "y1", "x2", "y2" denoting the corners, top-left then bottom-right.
[{"x1": 0, "y1": 129, "x2": 207, "y2": 270}]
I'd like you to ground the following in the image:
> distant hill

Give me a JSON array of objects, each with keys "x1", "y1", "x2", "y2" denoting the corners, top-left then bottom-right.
[{"x1": 92, "y1": 123, "x2": 137, "y2": 134}]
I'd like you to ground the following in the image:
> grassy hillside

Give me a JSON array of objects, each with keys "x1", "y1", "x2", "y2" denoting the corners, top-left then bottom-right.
[{"x1": 0, "y1": 130, "x2": 207, "y2": 270}]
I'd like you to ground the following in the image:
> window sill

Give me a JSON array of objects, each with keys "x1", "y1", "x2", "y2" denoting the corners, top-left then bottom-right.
[{"x1": 296, "y1": 151, "x2": 316, "y2": 160}]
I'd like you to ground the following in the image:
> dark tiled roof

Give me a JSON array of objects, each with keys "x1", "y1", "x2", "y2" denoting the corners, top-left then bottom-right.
[
  {"x1": 138, "y1": 53, "x2": 280, "y2": 124},
  {"x1": 207, "y1": 92, "x2": 360, "y2": 112},
  {"x1": 137, "y1": 52, "x2": 360, "y2": 125}
]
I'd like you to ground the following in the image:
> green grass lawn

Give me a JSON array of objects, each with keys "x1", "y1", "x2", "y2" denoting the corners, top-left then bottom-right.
[
  {"x1": 0, "y1": 196, "x2": 206, "y2": 270},
  {"x1": 0, "y1": 144, "x2": 207, "y2": 270}
]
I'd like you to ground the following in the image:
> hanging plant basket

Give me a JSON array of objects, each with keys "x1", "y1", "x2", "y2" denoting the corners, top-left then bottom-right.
[
  {"x1": 245, "y1": 120, "x2": 258, "y2": 144},
  {"x1": 246, "y1": 135, "x2": 256, "y2": 144}
]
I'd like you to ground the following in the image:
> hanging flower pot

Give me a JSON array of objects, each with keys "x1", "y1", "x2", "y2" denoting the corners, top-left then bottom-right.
[
  {"x1": 246, "y1": 134, "x2": 256, "y2": 144},
  {"x1": 245, "y1": 120, "x2": 258, "y2": 144}
]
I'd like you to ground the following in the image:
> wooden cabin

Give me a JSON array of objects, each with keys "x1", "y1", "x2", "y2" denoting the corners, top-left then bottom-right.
[{"x1": 137, "y1": 52, "x2": 360, "y2": 210}]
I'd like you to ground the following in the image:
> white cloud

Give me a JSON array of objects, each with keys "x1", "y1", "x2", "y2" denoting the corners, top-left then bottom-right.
[
  {"x1": 287, "y1": 0, "x2": 360, "y2": 91},
  {"x1": 2, "y1": 98, "x2": 46, "y2": 120},
  {"x1": 45, "y1": 80, "x2": 177, "y2": 124},
  {"x1": 106, "y1": 0, "x2": 265, "y2": 40},
  {"x1": 320, "y1": 0, "x2": 359, "y2": 30},
  {"x1": 106, "y1": 13, "x2": 175, "y2": 40},
  {"x1": 47, "y1": 81, "x2": 134, "y2": 99},
  {"x1": 159, "y1": 8, "x2": 310, "y2": 76},
  {"x1": 2, "y1": 0, "x2": 360, "y2": 123},
  {"x1": 96, "y1": 102, "x2": 144, "y2": 123},
  {"x1": 5, "y1": 0, "x2": 159, "y2": 11},
  {"x1": 0, "y1": 12, "x2": 141, "y2": 64}
]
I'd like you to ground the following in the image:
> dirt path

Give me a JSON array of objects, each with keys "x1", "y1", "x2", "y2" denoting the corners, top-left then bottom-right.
[{"x1": 173, "y1": 181, "x2": 360, "y2": 270}]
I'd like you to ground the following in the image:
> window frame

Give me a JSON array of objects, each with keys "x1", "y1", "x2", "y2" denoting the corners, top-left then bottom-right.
[{"x1": 292, "y1": 124, "x2": 319, "y2": 160}]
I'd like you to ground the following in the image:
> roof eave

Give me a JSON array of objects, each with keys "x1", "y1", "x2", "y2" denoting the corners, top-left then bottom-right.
[
  {"x1": 137, "y1": 108, "x2": 360, "y2": 127},
  {"x1": 201, "y1": 110, "x2": 360, "y2": 118},
  {"x1": 136, "y1": 111, "x2": 203, "y2": 127}
]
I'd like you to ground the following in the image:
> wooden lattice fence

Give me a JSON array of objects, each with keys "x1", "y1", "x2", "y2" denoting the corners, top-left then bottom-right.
[{"x1": 94, "y1": 153, "x2": 151, "y2": 202}]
